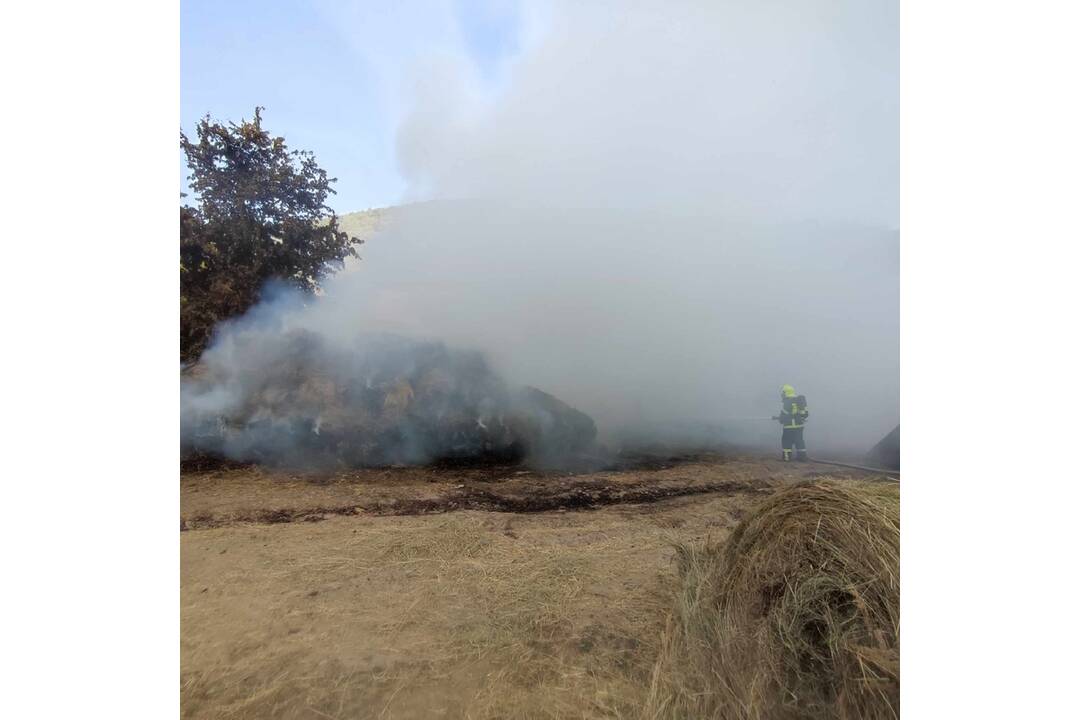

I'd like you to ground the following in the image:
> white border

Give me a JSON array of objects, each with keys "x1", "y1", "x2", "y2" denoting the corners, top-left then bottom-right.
[
  {"x1": 1, "y1": 1, "x2": 179, "y2": 717},
  {"x1": 903, "y1": 1, "x2": 1080, "y2": 716}
]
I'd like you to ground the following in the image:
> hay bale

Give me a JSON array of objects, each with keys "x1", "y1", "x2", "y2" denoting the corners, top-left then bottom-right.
[
  {"x1": 866, "y1": 425, "x2": 900, "y2": 470},
  {"x1": 181, "y1": 329, "x2": 598, "y2": 468},
  {"x1": 646, "y1": 481, "x2": 899, "y2": 720}
]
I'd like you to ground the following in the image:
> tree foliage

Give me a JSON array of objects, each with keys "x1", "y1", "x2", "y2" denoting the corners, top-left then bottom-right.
[{"x1": 180, "y1": 108, "x2": 360, "y2": 361}]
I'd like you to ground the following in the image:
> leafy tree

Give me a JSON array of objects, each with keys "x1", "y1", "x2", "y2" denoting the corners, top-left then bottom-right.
[{"x1": 180, "y1": 108, "x2": 360, "y2": 361}]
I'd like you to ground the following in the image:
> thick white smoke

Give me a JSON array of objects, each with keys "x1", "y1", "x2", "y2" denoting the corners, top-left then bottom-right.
[
  {"x1": 185, "y1": 0, "x2": 898, "y2": 462},
  {"x1": 367, "y1": 0, "x2": 897, "y2": 452},
  {"x1": 335, "y1": 205, "x2": 897, "y2": 453}
]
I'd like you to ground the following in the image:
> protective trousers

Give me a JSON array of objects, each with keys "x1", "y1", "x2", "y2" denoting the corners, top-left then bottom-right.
[{"x1": 781, "y1": 427, "x2": 807, "y2": 461}]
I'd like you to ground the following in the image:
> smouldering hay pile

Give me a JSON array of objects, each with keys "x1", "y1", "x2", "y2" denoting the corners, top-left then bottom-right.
[
  {"x1": 181, "y1": 329, "x2": 597, "y2": 468},
  {"x1": 646, "y1": 480, "x2": 900, "y2": 720}
]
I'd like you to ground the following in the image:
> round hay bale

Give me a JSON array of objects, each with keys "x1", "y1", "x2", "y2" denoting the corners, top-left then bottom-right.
[{"x1": 648, "y1": 480, "x2": 899, "y2": 720}]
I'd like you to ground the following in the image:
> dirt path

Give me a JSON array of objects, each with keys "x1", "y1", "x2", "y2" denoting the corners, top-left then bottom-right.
[{"x1": 180, "y1": 455, "x2": 885, "y2": 719}]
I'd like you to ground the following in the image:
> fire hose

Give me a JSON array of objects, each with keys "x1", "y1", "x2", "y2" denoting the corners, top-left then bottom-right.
[{"x1": 717, "y1": 417, "x2": 900, "y2": 479}]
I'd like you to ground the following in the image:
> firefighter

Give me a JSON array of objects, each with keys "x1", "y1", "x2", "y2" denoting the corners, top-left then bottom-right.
[{"x1": 774, "y1": 384, "x2": 809, "y2": 462}]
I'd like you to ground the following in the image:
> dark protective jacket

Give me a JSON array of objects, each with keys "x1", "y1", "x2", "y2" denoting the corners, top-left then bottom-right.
[{"x1": 779, "y1": 394, "x2": 809, "y2": 429}]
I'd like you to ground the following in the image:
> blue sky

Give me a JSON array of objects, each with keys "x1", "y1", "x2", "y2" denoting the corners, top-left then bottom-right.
[{"x1": 181, "y1": 0, "x2": 522, "y2": 213}]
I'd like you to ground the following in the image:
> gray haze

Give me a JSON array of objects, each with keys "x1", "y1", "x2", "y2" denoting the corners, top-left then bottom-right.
[{"x1": 183, "y1": 0, "x2": 898, "y2": 461}]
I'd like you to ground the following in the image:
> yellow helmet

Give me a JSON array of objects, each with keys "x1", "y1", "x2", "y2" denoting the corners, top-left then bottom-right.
[{"x1": 780, "y1": 384, "x2": 796, "y2": 398}]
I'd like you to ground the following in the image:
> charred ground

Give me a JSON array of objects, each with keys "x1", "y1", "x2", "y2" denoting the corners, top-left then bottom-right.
[{"x1": 180, "y1": 451, "x2": 803, "y2": 530}]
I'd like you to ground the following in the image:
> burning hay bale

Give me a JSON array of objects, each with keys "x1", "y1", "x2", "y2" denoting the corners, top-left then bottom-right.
[
  {"x1": 181, "y1": 328, "x2": 597, "y2": 469},
  {"x1": 646, "y1": 481, "x2": 899, "y2": 720}
]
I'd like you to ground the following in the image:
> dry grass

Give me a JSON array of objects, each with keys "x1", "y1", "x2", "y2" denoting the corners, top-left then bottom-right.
[
  {"x1": 644, "y1": 480, "x2": 900, "y2": 720},
  {"x1": 181, "y1": 509, "x2": 683, "y2": 719},
  {"x1": 181, "y1": 460, "x2": 886, "y2": 718}
]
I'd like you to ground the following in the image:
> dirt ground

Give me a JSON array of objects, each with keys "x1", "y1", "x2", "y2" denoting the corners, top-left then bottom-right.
[{"x1": 180, "y1": 454, "x2": 891, "y2": 719}]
